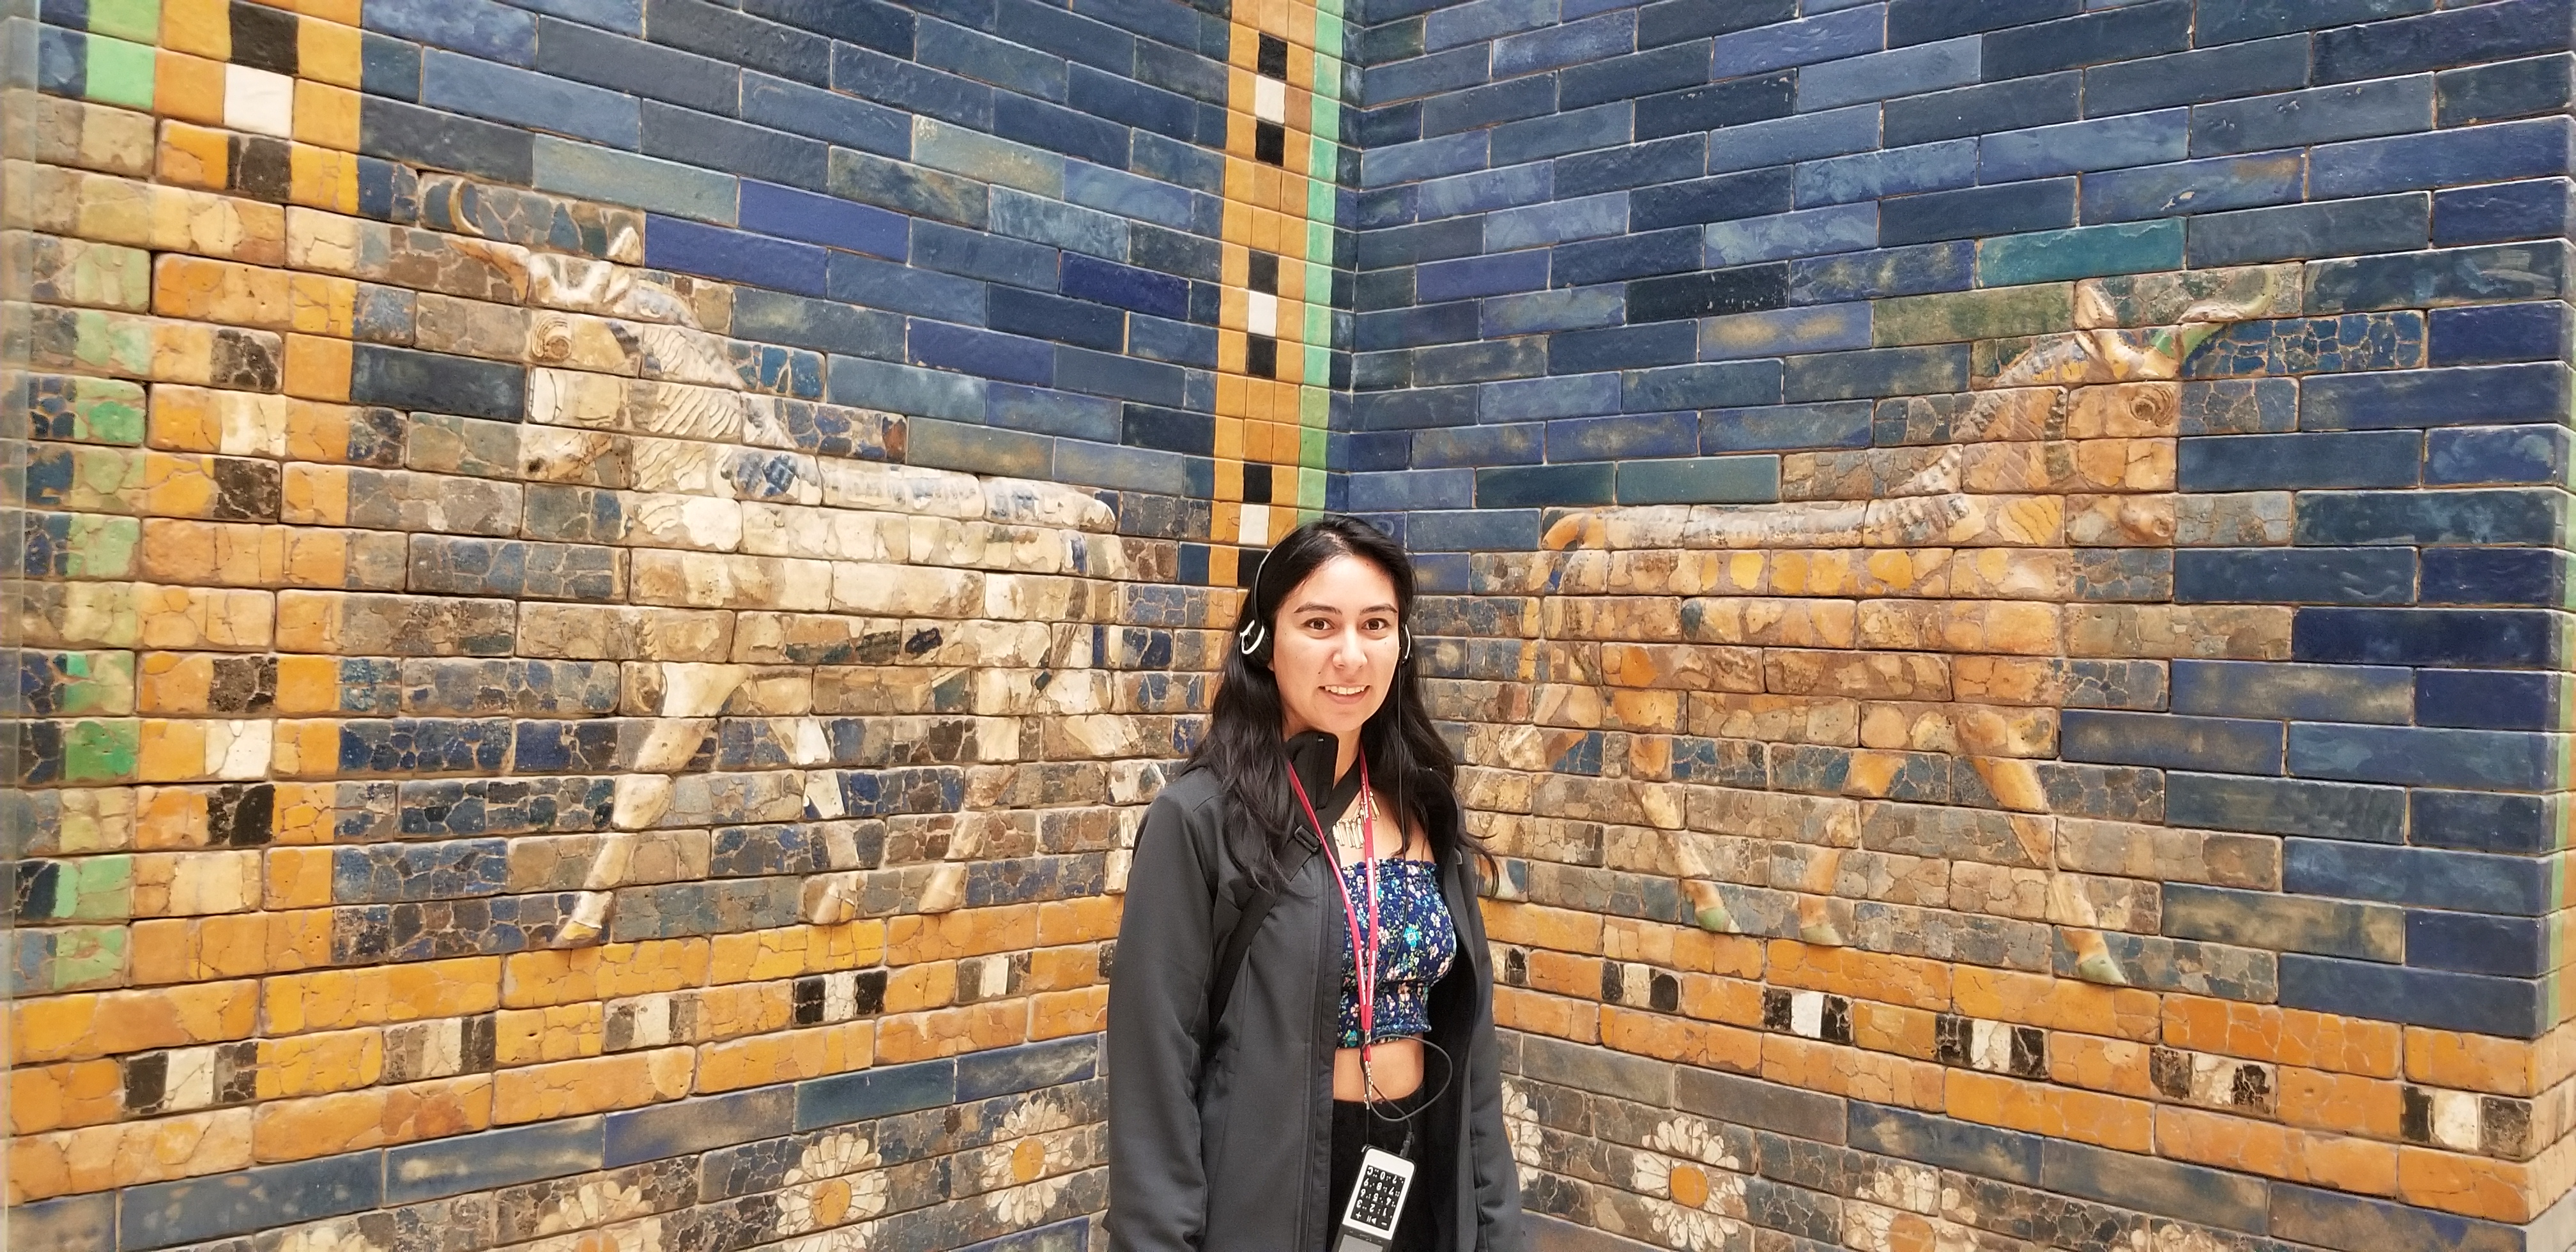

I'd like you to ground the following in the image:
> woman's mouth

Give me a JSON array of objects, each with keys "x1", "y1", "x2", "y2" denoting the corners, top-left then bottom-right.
[{"x1": 1322, "y1": 684, "x2": 1368, "y2": 699}]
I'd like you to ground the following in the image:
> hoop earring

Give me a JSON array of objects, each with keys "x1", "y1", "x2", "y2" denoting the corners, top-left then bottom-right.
[{"x1": 1238, "y1": 621, "x2": 1268, "y2": 656}]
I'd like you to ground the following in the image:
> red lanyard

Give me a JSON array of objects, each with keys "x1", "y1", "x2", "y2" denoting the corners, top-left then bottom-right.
[{"x1": 1287, "y1": 755, "x2": 1379, "y2": 1065}]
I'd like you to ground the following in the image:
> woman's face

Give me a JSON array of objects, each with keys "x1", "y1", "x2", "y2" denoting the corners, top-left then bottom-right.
[{"x1": 1271, "y1": 553, "x2": 1403, "y2": 744}]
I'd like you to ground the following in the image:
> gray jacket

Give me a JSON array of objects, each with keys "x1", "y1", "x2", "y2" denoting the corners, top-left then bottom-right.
[{"x1": 1105, "y1": 754, "x2": 1523, "y2": 1251}]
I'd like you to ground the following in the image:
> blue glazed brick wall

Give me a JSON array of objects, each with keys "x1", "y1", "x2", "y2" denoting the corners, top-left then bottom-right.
[{"x1": 1340, "y1": 0, "x2": 2576, "y2": 1246}]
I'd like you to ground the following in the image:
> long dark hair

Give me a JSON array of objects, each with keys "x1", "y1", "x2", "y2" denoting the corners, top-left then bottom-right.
[{"x1": 1188, "y1": 515, "x2": 1462, "y2": 890}]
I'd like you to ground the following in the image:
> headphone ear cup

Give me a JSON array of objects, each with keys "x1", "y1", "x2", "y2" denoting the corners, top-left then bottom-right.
[{"x1": 1400, "y1": 625, "x2": 1414, "y2": 663}]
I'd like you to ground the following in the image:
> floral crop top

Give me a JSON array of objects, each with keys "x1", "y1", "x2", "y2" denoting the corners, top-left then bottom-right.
[{"x1": 1334, "y1": 857, "x2": 1458, "y2": 1047}]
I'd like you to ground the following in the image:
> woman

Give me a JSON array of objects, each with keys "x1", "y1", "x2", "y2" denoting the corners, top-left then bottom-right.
[{"x1": 1107, "y1": 515, "x2": 1522, "y2": 1252}]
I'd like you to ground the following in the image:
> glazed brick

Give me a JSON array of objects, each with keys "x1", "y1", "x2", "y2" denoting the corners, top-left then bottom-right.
[
  {"x1": 1706, "y1": 104, "x2": 1880, "y2": 176},
  {"x1": 2299, "y1": 475, "x2": 2546, "y2": 541},
  {"x1": 1788, "y1": 241, "x2": 1975, "y2": 303},
  {"x1": 1494, "y1": 10, "x2": 1637, "y2": 78},
  {"x1": 2286, "y1": 839, "x2": 2554, "y2": 913},
  {"x1": 2082, "y1": 34, "x2": 2313, "y2": 116},
  {"x1": 2176, "y1": 431, "x2": 2423, "y2": 492},
  {"x1": 1348, "y1": 468, "x2": 1474, "y2": 511},
  {"x1": 385, "y1": 1117, "x2": 606, "y2": 1204},
  {"x1": 2304, "y1": 241, "x2": 2570, "y2": 316},
  {"x1": 2059, "y1": 708, "x2": 2284, "y2": 774},
  {"x1": 360, "y1": 97, "x2": 537, "y2": 184},
  {"x1": 796, "y1": 1057, "x2": 958, "y2": 1130},
  {"x1": 1559, "y1": 40, "x2": 1713, "y2": 112},
  {"x1": 606, "y1": 1085, "x2": 795, "y2": 1166},
  {"x1": 1547, "y1": 322, "x2": 1698, "y2": 373},
  {"x1": 913, "y1": 223, "x2": 1059, "y2": 289},
  {"x1": 2416, "y1": 668, "x2": 2562, "y2": 731},
  {"x1": 1614, "y1": 454, "x2": 1779, "y2": 504},
  {"x1": 1706, "y1": 5, "x2": 1880, "y2": 80},
  {"x1": 2411, "y1": 789, "x2": 2556, "y2": 855},
  {"x1": 1796, "y1": 36, "x2": 1981, "y2": 112},
  {"x1": 1634, "y1": 71, "x2": 1795, "y2": 141},
  {"x1": 362, "y1": 33, "x2": 425, "y2": 101},
  {"x1": 827, "y1": 252, "x2": 987, "y2": 323},
  {"x1": 2189, "y1": 76, "x2": 2434, "y2": 158},
  {"x1": 833, "y1": 44, "x2": 993, "y2": 128},
  {"x1": 2310, "y1": 116, "x2": 2575, "y2": 199},
  {"x1": 2433, "y1": 178, "x2": 2575, "y2": 245},
  {"x1": 1883, "y1": 72, "x2": 2079, "y2": 148},
  {"x1": 1979, "y1": 0, "x2": 2189, "y2": 81},
  {"x1": 1488, "y1": 193, "x2": 1627, "y2": 251},
  {"x1": 119, "y1": 1151, "x2": 384, "y2": 1249},
  {"x1": 2170, "y1": 659, "x2": 2412, "y2": 725},
  {"x1": 645, "y1": 215, "x2": 829, "y2": 297},
  {"x1": 1636, "y1": 0, "x2": 1794, "y2": 50},
  {"x1": 1551, "y1": 227, "x2": 1704, "y2": 287},
  {"x1": 1626, "y1": 264, "x2": 1791, "y2": 323},
  {"x1": 2080, "y1": 150, "x2": 2308, "y2": 225},
  {"x1": 1793, "y1": 139, "x2": 1979, "y2": 208},
  {"x1": 2438, "y1": 52, "x2": 2574, "y2": 127},
  {"x1": 12, "y1": 1195, "x2": 112, "y2": 1252},
  {"x1": 2315, "y1": 0, "x2": 2576, "y2": 84},
  {"x1": 1557, "y1": 137, "x2": 1711, "y2": 200},
  {"x1": 1981, "y1": 111, "x2": 2188, "y2": 181},
  {"x1": 2301, "y1": 364, "x2": 2570, "y2": 431},
  {"x1": 364, "y1": 0, "x2": 537, "y2": 66},
  {"x1": 918, "y1": 19, "x2": 1064, "y2": 102},
  {"x1": 1877, "y1": 179, "x2": 2076, "y2": 247},
  {"x1": 1482, "y1": 373, "x2": 1620, "y2": 422},
  {"x1": 349, "y1": 345, "x2": 525, "y2": 421},
  {"x1": 1701, "y1": 401, "x2": 1874, "y2": 452},
  {"x1": 2292, "y1": 606, "x2": 2556, "y2": 668},
  {"x1": 2177, "y1": 543, "x2": 2411, "y2": 604},
  {"x1": 1406, "y1": 507, "x2": 1544, "y2": 551},
  {"x1": 2428, "y1": 303, "x2": 2571, "y2": 367},
  {"x1": 420, "y1": 51, "x2": 641, "y2": 149},
  {"x1": 1361, "y1": 130, "x2": 1489, "y2": 188},
  {"x1": 1411, "y1": 422, "x2": 1545, "y2": 468},
  {"x1": 649, "y1": 0, "x2": 832, "y2": 86},
  {"x1": 1629, "y1": 169, "x2": 1795, "y2": 231},
  {"x1": 536, "y1": 17, "x2": 742, "y2": 118},
  {"x1": 995, "y1": 95, "x2": 1132, "y2": 169},
  {"x1": 1780, "y1": 345, "x2": 1969, "y2": 402},
  {"x1": 2419, "y1": 547, "x2": 2568, "y2": 606},
  {"x1": 2297, "y1": 943, "x2": 2534, "y2": 1041},
  {"x1": 1705, "y1": 204, "x2": 1878, "y2": 266},
  {"x1": 2184, "y1": 194, "x2": 2429, "y2": 268},
  {"x1": 2041, "y1": 1141, "x2": 2268, "y2": 1236},
  {"x1": 1701, "y1": 303, "x2": 1873, "y2": 362},
  {"x1": 1621, "y1": 360, "x2": 1782, "y2": 411},
  {"x1": 1477, "y1": 462, "x2": 1615, "y2": 507},
  {"x1": 741, "y1": 182, "x2": 909, "y2": 259},
  {"x1": 2292, "y1": 721, "x2": 2560, "y2": 790},
  {"x1": 1491, "y1": 104, "x2": 1634, "y2": 167},
  {"x1": 2165, "y1": 771, "x2": 2407, "y2": 842},
  {"x1": 2425, "y1": 425, "x2": 2568, "y2": 486},
  {"x1": 2409, "y1": 910, "x2": 2545, "y2": 977}
]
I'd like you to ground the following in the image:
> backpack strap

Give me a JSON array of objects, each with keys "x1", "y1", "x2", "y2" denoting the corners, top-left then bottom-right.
[{"x1": 1206, "y1": 879, "x2": 1276, "y2": 1031}]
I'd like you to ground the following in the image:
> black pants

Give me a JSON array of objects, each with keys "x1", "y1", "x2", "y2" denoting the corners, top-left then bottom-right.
[{"x1": 1327, "y1": 1087, "x2": 1436, "y2": 1251}]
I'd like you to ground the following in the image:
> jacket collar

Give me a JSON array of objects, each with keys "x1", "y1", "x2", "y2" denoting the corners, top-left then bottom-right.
[{"x1": 1284, "y1": 729, "x2": 1363, "y2": 843}]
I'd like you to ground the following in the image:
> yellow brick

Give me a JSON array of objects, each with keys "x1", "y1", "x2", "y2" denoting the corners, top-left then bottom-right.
[
  {"x1": 264, "y1": 845, "x2": 335, "y2": 909},
  {"x1": 156, "y1": 255, "x2": 295, "y2": 328},
  {"x1": 709, "y1": 922, "x2": 884, "y2": 984},
  {"x1": 282, "y1": 333, "x2": 353, "y2": 401},
  {"x1": 492, "y1": 1049, "x2": 693, "y2": 1124},
  {"x1": 289, "y1": 144, "x2": 363, "y2": 213},
  {"x1": 161, "y1": 0, "x2": 231, "y2": 57},
  {"x1": 274, "y1": 655, "x2": 342, "y2": 714},
  {"x1": 1031, "y1": 986, "x2": 1107, "y2": 1040},
  {"x1": 131, "y1": 848, "x2": 262, "y2": 915},
  {"x1": 494, "y1": 1005, "x2": 604, "y2": 1065},
  {"x1": 9, "y1": 1108, "x2": 254, "y2": 1203},
  {"x1": 272, "y1": 782, "x2": 337, "y2": 845},
  {"x1": 268, "y1": 718, "x2": 343, "y2": 778},
  {"x1": 255, "y1": 1027, "x2": 386, "y2": 1098},
  {"x1": 887, "y1": 906, "x2": 1039, "y2": 965},
  {"x1": 1944, "y1": 1069, "x2": 2151, "y2": 1154},
  {"x1": 1035, "y1": 894, "x2": 1122, "y2": 945},
  {"x1": 153, "y1": 50, "x2": 228, "y2": 126},
  {"x1": 10, "y1": 1060, "x2": 126, "y2": 1134},
  {"x1": 157, "y1": 119, "x2": 231, "y2": 191},
  {"x1": 501, "y1": 939, "x2": 710, "y2": 1009},
  {"x1": 885, "y1": 963, "x2": 957, "y2": 1014},
  {"x1": 254, "y1": 1076, "x2": 493, "y2": 1162},
  {"x1": 697, "y1": 1021, "x2": 873, "y2": 1094},
  {"x1": 294, "y1": 81, "x2": 362, "y2": 151},
  {"x1": 264, "y1": 956, "x2": 502, "y2": 1035},
  {"x1": 298, "y1": 16, "x2": 364, "y2": 86},
  {"x1": 289, "y1": 272, "x2": 358, "y2": 336},
  {"x1": 137, "y1": 653, "x2": 214, "y2": 715},
  {"x1": 875, "y1": 1002, "x2": 1025, "y2": 1064}
]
